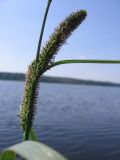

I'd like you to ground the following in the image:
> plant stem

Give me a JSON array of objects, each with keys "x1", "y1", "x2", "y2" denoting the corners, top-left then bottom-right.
[
  {"x1": 36, "y1": 0, "x2": 52, "y2": 62},
  {"x1": 47, "y1": 59, "x2": 120, "y2": 70},
  {"x1": 24, "y1": 78, "x2": 37, "y2": 140},
  {"x1": 24, "y1": 0, "x2": 52, "y2": 141}
]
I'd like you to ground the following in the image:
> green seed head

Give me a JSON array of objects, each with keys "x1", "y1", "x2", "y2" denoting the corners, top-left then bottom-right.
[{"x1": 20, "y1": 9, "x2": 87, "y2": 132}]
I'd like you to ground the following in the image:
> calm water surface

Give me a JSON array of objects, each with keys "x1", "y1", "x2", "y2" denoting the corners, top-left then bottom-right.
[{"x1": 0, "y1": 80, "x2": 120, "y2": 160}]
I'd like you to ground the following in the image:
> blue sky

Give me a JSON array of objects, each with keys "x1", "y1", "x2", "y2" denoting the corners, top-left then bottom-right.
[{"x1": 0, "y1": 0, "x2": 120, "y2": 82}]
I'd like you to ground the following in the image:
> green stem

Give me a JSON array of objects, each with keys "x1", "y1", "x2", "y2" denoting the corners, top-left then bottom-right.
[
  {"x1": 36, "y1": 0, "x2": 52, "y2": 62},
  {"x1": 24, "y1": 0, "x2": 52, "y2": 141},
  {"x1": 47, "y1": 59, "x2": 120, "y2": 70},
  {"x1": 24, "y1": 78, "x2": 37, "y2": 141}
]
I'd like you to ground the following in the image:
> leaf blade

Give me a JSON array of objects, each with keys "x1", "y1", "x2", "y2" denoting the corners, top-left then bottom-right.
[
  {"x1": 0, "y1": 141, "x2": 68, "y2": 160},
  {"x1": 29, "y1": 128, "x2": 38, "y2": 141},
  {"x1": 46, "y1": 59, "x2": 120, "y2": 70},
  {"x1": 0, "y1": 151, "x2": 15, "y2": 160}
]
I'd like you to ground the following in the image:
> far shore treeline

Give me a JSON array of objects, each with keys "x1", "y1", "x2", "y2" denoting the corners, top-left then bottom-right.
[{"x1": 0, "y1": 72, "x2": 120, "y2": 87}]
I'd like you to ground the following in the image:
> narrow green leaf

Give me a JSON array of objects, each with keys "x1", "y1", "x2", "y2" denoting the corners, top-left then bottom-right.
[
  {"x1": 0, "y1": 151, "x2": 15, "y2": 160},
  {"x1": 29, "y1": 128, "x2": 38, "y2": 141},
  {"x1": 0, "y1": 141, "x2": 68, "y2": 160},
  {"x1": 47, "y1": 59, "x2": 120, "y2": 70},
  {"x1": 36, "y1": 0, "x2": 52, "y2": 62}
]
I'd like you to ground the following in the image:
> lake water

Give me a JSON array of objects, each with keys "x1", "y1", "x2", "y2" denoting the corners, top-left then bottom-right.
[{"x1": 0, "y1": 80, "x2": 120, "y2": 160}]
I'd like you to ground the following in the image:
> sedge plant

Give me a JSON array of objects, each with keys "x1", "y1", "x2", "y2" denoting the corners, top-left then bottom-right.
[
  {"x1": 0, "y1": 0, "x2": 120, "y2": 160},
  {"x1": 20, "y1": 0, "x2": 88, "y2": 141},
  {"x1": 19, "y1": 0, "x2": 120, "y2": 141}
]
